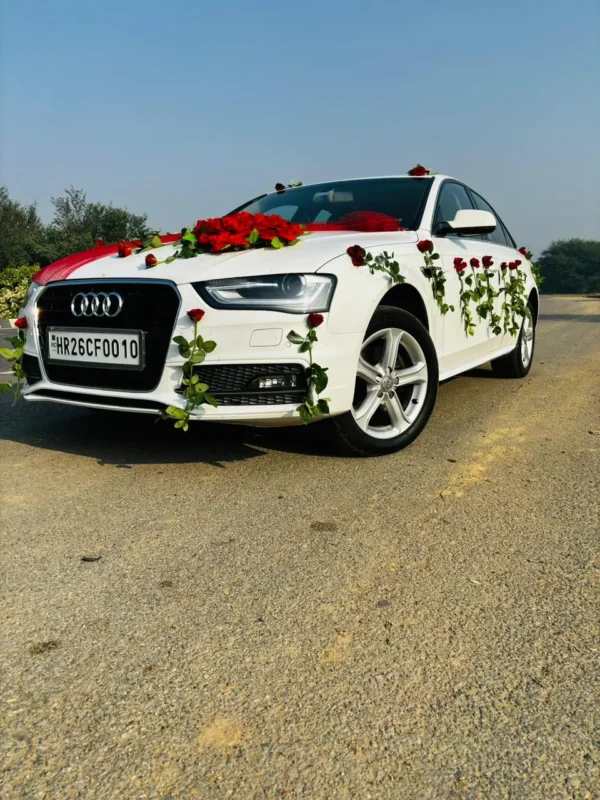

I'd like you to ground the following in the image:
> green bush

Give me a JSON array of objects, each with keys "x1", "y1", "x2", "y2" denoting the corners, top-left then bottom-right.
[{"x1": 0, "y1": 264, "x2": 38, "y2": 318}]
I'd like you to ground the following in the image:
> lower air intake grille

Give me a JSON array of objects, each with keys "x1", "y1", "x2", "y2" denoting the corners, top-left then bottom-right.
[{"x1": 185, "y1": 363, "x2": 308, "y2": 406}]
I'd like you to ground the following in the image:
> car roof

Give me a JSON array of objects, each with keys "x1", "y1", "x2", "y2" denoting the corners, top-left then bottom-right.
[{"x1": 266, "y1": 175, "x2": 453, "y2": 194}]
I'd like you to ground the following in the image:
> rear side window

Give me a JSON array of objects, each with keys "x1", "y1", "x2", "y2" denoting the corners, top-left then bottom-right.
[
  {"x1": 469, "y1": 191, "x2": 514, "y2": 247},
  {"x1": 434, "y1": 182, "x2": 474, "y2": 227}
]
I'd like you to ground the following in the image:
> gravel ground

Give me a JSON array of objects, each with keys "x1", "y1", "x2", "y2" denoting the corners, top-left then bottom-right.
[{"x1": 1, "y1": 295, "x2": 599, "y2": 800}]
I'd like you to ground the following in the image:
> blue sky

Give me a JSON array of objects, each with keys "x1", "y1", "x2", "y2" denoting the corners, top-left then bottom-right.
[{"x1": 1, "y1": 0, "x2": 598, "y2": 254}]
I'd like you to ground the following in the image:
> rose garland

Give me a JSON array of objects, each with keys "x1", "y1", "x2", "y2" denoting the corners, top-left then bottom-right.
[
  {"x1": 453, "y1": 258, "x2": 477, "y2": 336},
  {"x1": 164, "y1": 309, "x2": 218, "y2": 431},
  {"x1": 519, "y1": 246, "x2": 543, "y2": 286},
  {"x1": 417, "y1": 240, "x2": 454, "y2": 315},
  {"x1": 286, "y1": 314, "x2": 330, "y2": 423},
  {"x1": 408, "y1": 164, "x2": 435, "y2": 177},
  {"x1": 275, "y1": 181, "x2": 303, "y2": 191},
  {"x1": 115, "y1": 213, "x2": 308, "y2": 267},
  {"x1": 0, "y1": 317, "x2": 28, "y2": 399},
  {"x1": 346, "y1": 245, "x2": 405, "y2": 285},
  {"x1": 474, "y1": 256, "x2": 503, "y2": 336},
  {"x1": 500, "y1": 261, "x2": 531, "y2": 335}
]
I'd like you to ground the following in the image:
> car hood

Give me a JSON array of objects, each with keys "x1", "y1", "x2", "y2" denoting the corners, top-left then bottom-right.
[{"x1": 55, "y1": 230, "x2": 419, "y2": 285}]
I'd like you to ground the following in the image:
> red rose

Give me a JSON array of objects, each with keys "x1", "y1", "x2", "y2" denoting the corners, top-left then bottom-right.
[
  {"x1": 275, "y1": 183, "x2": 286, "y2": 192},
  {"x1": 417, "y1": 239, "x2": 433, "y2": 253},
  {"x1": 514, "y1": 259, "x2": 522, "y2": 267},
  {"x1": 454, "y1": 257, "x2": 468, "y2": 273},
  {"x1": 117, "y1": 244, "x2": 132, "y2": 258},
  {"x1": 347, "y1": 244, "x2": 366, "y2": 266},
  {"x1": 482, "y1": 255, "x2": 493, "y2": 268},
  {"x1": 501, "y1": 262, "x2": 508, "y2": 270},
  {"x1": 145, "y1": 253, "x2": 158, "y2": 267},
  {"x1": 14, "y1": 316, "x2": 28, "y2": 329},
  {"x1": 518, "y1": 247, "x2": 529, "y2": 258},
  {"x1": 508, "y1": 261, "x2": 519, "y2": 270},
  {"x1": 308, "y1": 312, "x2": 324, "y2": 328},
  {"x1": 408, "y1": 164, "x2": 429, "y2": 177},
  {"x1": 470, "y1": 257, "x2": 480, "y2": 268},
  {"x1": 188, "y1": 308, "x2": 205, "y2": 322},
  {"x1": 95, "y1": 239, "x2": 105, "y2": 249}
]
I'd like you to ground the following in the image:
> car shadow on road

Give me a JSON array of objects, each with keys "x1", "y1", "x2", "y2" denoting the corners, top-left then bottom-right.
[{"x1": 0, "y1": 398, "x2": 335, "y2": 466}]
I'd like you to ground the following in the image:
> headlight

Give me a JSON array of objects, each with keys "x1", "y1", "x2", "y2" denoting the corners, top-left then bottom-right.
[{"x1": 193, "y1": 274, "x2": 336, "y2": 313}]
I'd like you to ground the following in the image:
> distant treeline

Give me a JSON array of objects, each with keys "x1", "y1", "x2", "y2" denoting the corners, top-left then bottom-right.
[{"x1": 538, "y1": 239, "x2": 600, "y2": 294}]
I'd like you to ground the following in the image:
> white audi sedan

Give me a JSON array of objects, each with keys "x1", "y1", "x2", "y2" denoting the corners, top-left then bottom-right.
[{"x1": 19, "y1": 175, "x2": 538, "y2": 455}]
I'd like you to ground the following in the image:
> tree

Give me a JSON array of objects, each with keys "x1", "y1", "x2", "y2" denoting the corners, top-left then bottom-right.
[
  {"x1": 0, "y1": 186, "x2": 151, "y2": 270},
  {"x1": 50, "y1": 186, "x2": 149, "y2": 243},
  {"x1": 44, "y1": 187, "x2": 150, "y2": 263},
  {"x1": 538, "y1": 239, "x2": 600, "y2": 294},
  {"x1": 0, "y1": 187, "x2": 46, "y2": 270}
]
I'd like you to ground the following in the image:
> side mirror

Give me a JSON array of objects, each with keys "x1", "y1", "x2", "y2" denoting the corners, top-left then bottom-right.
[{"x1": 436, "y1": 209, "x2": 496, "y2": 236}]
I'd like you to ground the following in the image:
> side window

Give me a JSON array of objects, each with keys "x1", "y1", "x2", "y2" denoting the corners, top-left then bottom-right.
[
  {"x1": 434, "y1": 182, "x2": 474, "y2": 229},
  {"x1": 469, "y1": 192, "x2": 511, "y2": 247}
]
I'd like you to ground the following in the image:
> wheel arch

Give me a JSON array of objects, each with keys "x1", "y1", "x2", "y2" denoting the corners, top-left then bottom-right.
[
  {"x1": 528, "y1": 287, "x2": 539, "y2": 326},
  {"x1": 378, "y1": 283, "x2": 429, "y2": 331}
]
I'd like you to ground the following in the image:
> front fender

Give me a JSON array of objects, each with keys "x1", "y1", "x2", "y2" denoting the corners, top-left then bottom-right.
[{"x1": 320, "y1": 250, "x2": 437, "y2": 340}]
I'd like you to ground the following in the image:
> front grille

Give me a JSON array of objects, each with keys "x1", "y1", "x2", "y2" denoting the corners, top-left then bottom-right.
[
  {"x1": 36, "y1": 281, "x2": 180, "y2": 391},
  {"x1": 22, "y1": 354, "x2": 43, "y2": 385},
  {"x1": 182, "y1": 363, "x2": 307, "y2": 406}
]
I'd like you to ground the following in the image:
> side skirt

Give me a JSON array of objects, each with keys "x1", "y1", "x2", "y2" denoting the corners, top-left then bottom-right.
[{"x1": 439, "y1": 342, "x2": 516, "y2": 382}]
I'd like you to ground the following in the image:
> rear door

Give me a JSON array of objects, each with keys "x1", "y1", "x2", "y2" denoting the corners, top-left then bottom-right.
[{"x1": 432, "y1": 181, "x2": 504, "y2": 373}]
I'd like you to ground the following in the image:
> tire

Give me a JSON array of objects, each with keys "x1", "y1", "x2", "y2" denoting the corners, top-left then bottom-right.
[
  {"x1": 491, "y1": 301, "x2": 536, "y2": 379},
  {"x1": 325, "y1": 305, "x2": 439, "y2": 456}
]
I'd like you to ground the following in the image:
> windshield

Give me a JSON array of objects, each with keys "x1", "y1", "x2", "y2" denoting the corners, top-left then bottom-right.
[{"x1": 231, "y1": 177, "x2": 433, "y2": 231}]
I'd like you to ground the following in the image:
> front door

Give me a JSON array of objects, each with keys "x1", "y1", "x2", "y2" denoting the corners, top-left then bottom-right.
[{"x1": 431, "y1": 181, "x2": 506, "y2": 373}]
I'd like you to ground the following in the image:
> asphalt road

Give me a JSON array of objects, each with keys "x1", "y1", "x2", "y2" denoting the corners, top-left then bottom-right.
[{"x1": 1, "y1": 295, "x2": 599, "y2": 800}]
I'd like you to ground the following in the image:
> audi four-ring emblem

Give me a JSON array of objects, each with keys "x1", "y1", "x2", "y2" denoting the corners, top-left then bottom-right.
[{"x1": 71, "y1": 292, "x2": 124, "y2": 317}]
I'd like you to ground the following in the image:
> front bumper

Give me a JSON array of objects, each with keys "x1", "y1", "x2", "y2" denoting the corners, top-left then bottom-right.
[{"x1": 21, "y1": 281, "x2": 362, "y2": 426}]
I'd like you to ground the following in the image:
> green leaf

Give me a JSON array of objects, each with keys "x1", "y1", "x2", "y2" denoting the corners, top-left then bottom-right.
[
  {"x1": 165, "y1": 405, "x2": 186, "y2": 420},
  {"x1": 195, "y1": 335, "x2": 204, "y2": 347},
  {"x1": 190, "y1": 351, "x2": 205, "y2": 364},
  {"x1": 181, "y1": 230, "x2": 197, "y2": 244},
  {"x1": 174, "y1": 419, "x2": 186, "y2": 429},
  {"x1": 287, "y1": 331, "x2": 305, "y2": 345},
  {"x1": 431, "y1": 252, "x2": 440, "y2": 260},
  {"x1": 196, "y1": 382, "x2": 209, "y2": 392},
  {"x1": 150, "y1": 235, "x2": 163, "y2": 248},
  {"x1": 0, "y1": 382, "x2": 13, "y2": 393},
  {"x1": 178, "y1": 344, "x2": 191, "y2": 358},
  {"x1": 270, "y1": 237, "x2": 283, "y2": 249},
  {"x1": 298, "y1": 405, "x2": 312, "y2": 424},
  {"x1": 247, "y1": 228, "x2": 259, "y2": 245},
  {"x1": 299, "y1": 341, "x2": 311, "y2": 353},
  {"x1": 313, "y1": 372, "x2": 328, "y2": 394},
  {"x1": 204, "y1": 393, "x2": 219, "y2": 408},
  {"x1": 0, "y1": 348, "x2": 16, "y2": 359},
  {"x1": 202, "y1": 340, "x2": 216, "y2": 353},
  {"x1": 317, "y1": 398, "x2": 330, "y2": 414},
  {"x1": 165, "y1": 254, "x2": 178, "y2": 263},
  {"x1": 173, "y1": 335, "x2": 189, "y2": 347}
]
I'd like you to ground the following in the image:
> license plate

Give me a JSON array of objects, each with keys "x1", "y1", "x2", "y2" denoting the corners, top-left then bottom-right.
[{"x1": 46, "y1": 328, "x2": 144, "y2": 369}]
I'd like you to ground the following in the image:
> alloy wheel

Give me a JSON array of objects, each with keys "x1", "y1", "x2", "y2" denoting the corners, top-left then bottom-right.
[
  {"x1": 352, "y1": 327, "x2": 428, "y2": 440},
  {"x1": 521, "y1": 314, "x2": 534, "y2": 367}
]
